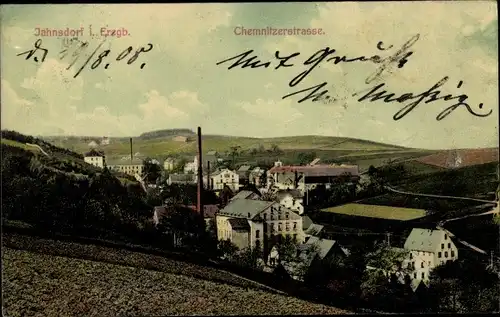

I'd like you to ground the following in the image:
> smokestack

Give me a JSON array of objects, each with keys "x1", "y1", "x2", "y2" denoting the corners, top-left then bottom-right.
[
  {"x1": 197, "y1": 127, "x2": 204, "y2": 218},
  {"x1": 207, "y1": 161, "x2": 211, "y2": 190},
  {"x1": 129, "y1": 137, "x2": 133, "y2": 163}
]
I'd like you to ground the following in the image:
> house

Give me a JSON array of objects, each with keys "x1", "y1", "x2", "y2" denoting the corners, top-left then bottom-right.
[
  {"x1": 184, "y1": 156, "x2": 198, "y2": 174},
  {"x1": 107, "y1": 158, "x2": 144, "y2": 176},
  {"x1": 163, "y1": 157, "x2": 175, "y2": 171},
  {"x1": 167, "y1": 173, "x2": 196, "y2": 185},
  {"x1": 185, "y1": 204, "x2": 219, "y2": 230},
  {"x1": 216, "y1": 199, "x2": 305, "y2": 253},
  {"x1": 231, "y1": 190, "x2": 261, "y2": 201},
  {"x1": 276, "y1": 189, "x2": 304, "y2": 215},
  {"x1": 209, "y1": 168, "x2": 239, "y2": 191},
  {"x1": 249, "y1": 167, "x2": 266, "y2": 187},
  {"x1": 271, "y1": 237, "x2": 348, "y2": 280},
  {"x1": 204, "y1": 151, "x2": 218, "y2": 170},
  {"x1": 88, "y1": 140, "x2": 98, "y2": 148},
  {"x1": 100, "y1": 137, "x2": 110, "y2": 145},
  {"x1": 302, "y1": 215, "x2": 324, "y2": 239},
  {"x1": 237, "y1": 165, "x2": 252, "y2": 184},
  {"x1": 266, "y1": 160, "x2": 360, "y2": 194},
  {"x1": 172, "y1": 135, "x2": 189, "y2": 142},
  {"x1": 84, "y1": 149, "x2": 106, "y2": 168},
  {"x1": 402, "y1": 228, "x2": 459, "y2": 290}
]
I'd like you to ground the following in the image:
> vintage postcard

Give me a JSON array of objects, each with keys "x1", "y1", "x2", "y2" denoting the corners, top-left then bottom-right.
[{"x1": 1, "y1": 1, "x2": 498, "y2": 315}]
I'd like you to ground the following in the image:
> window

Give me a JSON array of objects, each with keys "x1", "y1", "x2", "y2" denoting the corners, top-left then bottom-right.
[
  {"x1": 451, "y1": 251, "x2": 455, "y2": 257},
  {"x1": 410, "y1": 253, "x2": 413, "y2": 260},
  {"x1": 293, "y1": 222, "x2": 297, "y2": 230},
  {"x1": 421, "y1": 262, "x2": 424, "y2": 268},
  {"x1": 445, "y1": 251, "x2": 448, "y2": 258},
  {"x1": 256, "y1": 230, "x2": 260, "y2": 239},
  {"x1": 285, "y1": 212, "x2": 289, "y2": 219},
  {"x1": 293, "y1": 234, "x2": 297, "y2": 241},
  {"x1": 445, "y1": 234, "x2": 448, "y2": 240},
  {"x1": 413, "y1": 273, "x2": 417, "y2": 279},
  {"x1": 438, "y1": 252, "x2": 442, "y2": 258},
  {"x1": 428, "y1": 261, "x2": 431, "y2": 266},
  {"x1": 421, "y1": 272, "x2": 425, "y2": 279},
  {"x1": 448, "y1": 243, "x2": 451, "y2": 249},
  {"x1": 278, "y1": 223, "x2": 282, "y2": 231},
  {"x1": 441, "y1": 243, "x2": 444, "y2": 249},
  {"x1": 255, "y1": 240, "x2": 261, "y2": 249},
  {"x1": 263, "y1": 213, "x2": 267, "y2": 220},
  {"x1": 271, "y1": 224, "x2": 275, "y2": 232}
]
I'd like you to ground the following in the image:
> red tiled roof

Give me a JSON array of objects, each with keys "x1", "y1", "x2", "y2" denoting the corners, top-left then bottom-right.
[
  {"x1": 416, "y1": 148, "x2": 499, "y2": 169},
  {"x1": 268, "y1": 164, "x2": 359, "y2": 176}
]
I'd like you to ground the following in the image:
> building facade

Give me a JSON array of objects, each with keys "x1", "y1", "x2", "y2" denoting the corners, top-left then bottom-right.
[
  {"x1": 163, "y1": 158, "x2": 175, "y2": 171},
  {"x1": 107, "y1": 159, "x2": 144, "y2": 176},
  {"x1": 84, "y1": 149, "x2": 106, "y2": 168},
  {"x1": 276, "y1": 189, "x2": 304, "y2": 215},
  {"x1": 402, "y1": 228, "x2": 459, "y2": 290},
  {"x1": 209, "y1": 168, "x2": 239, "y2": 191},
  {"x1": 216, "y1": 199, "x2": 305, "y2": 254}
]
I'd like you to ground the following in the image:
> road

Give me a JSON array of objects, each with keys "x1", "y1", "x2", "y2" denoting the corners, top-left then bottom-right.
[
  {"x1": 384, "y1": 185, "x2": 498, "y2": 256},
  {"x1": 26, "y1": 143, "x2": 50, "y2": 157}
]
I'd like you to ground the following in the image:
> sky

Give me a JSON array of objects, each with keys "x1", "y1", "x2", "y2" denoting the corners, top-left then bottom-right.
[{"x1": 0, "y1": 2, "x2": 498, "y2": 149}]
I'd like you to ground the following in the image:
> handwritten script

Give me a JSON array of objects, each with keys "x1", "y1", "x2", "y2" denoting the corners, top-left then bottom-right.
[
  {"x1": 17, "y1": 38, "x2": 154, "y2": 78},
  {"x1": 215, "y1": 34, "x2": 492, "y2": 121}
]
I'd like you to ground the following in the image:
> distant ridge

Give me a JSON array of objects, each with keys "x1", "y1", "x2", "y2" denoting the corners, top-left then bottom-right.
[{"x1": 139, "y1": 129, "x2": 195, "y2": 140}]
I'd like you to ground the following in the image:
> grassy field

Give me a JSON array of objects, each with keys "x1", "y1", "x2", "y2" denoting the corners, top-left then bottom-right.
[
  {"x1": 1, "y1": 138, "x2": 41, "y2": 152},
  {"x1": 321, "y1": 203, "x2": 428, "y2": 221},
  {"x1": 393, "y1": 162, "x2": 498, "y2": 199},
  {"x1": 2, "y1": 235, "x2": 349, "y2": 316}
]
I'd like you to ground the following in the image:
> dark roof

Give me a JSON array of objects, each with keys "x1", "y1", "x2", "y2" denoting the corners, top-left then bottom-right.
[
  {"x1": 186, "y1": 204, "x2": 219, "y2": 218},
  {"x1": 276, "y1": 189, "x2": 303, "y2": 200},
  {"x1": 84, "y1": 149, "x2": 105, "y2": 157},
  {"x1": 169, "y1": 174, "x2": 195, "y2": 182},
  {"x1": 228, "y1": 218, "x2": 250, "y2": 231},
  {"x1": 231, "y1": 190, "x2": 259, "y2": 201},
  {"x1": 302, "y1": 215, "x2": 313, "y2": 230},
  {"x1": 238, "y1": 165, "x2": 252, "y2": 172},
  {"x1": 219, "y1": 199, "x2": 275, "y2": 219}
]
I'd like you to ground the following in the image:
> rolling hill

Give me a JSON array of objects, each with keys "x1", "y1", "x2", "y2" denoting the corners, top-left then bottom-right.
[{"x1": 41, "y1": 132, "x2": 436, "y2": 169}]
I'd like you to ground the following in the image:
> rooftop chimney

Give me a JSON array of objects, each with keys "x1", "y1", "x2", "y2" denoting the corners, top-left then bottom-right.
[
  {"x1": 197, "y1": 127, "x2": 204, "y2": 218},
  {"x1": 207, "y1": 161, "x2": 211, "y2": 190},
  {"x1": 129, "y1": 137, "x2": 133, "y2": 163}
]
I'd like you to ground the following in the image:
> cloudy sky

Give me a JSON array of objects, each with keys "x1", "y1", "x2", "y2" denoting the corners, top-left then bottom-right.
[{"x1": 1, "y1": 2, "x2": 497, "y2": 149}]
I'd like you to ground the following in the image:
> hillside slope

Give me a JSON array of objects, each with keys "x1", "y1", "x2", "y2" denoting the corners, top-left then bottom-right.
[{"x1": 3, "y1": 236, "x2": 349, "y2": 316}]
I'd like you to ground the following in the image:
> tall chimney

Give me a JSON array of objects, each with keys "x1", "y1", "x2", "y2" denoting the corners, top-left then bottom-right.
[
  {"x1": 207, "y1": 161, "x2": 211, "y2": 190},
  {"x1": 129, "y1": 137, "x2": 133, "y2": 163},
  {"x1": 197, "y1": 127, "x2": 204, "y2": 218}
]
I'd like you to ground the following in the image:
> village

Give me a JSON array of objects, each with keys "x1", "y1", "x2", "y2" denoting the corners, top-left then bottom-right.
[{"x1": 82, "y1": 129, "x2": 500, "y2": 298}]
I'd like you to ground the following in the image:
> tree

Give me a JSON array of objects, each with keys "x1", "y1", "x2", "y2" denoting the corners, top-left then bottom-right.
[
  {"x1": 270, "y1": 144, "x2": 283, "y2": 155},
  {"x1": 277, "y1": 235, "x2": 299, "y2": 263},
  {"x1": 298, "y1": 152, "x2": 316, "y2": 165},
  {"x1": 217, "y1": 239, "x2": 238, "y2": 260},
  {"x1": 229, "y1": 146, "x2": 241, "y2": 169},
  {"x1": 428, "y1": 258, "x2": 499, "y2": 313}
]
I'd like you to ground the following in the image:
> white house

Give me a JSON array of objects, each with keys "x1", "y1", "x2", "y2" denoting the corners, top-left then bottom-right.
[
  {"x1": 84, "y1": 149, "x2": 105, "y2": 168},
  {"x1": 184, "y1": 156, "x2": 198, "y2": 174},
  {"x1": 402, "y1": 228, "x2": 459, "y2": 290},
  {"x1": 216, "y1": 199, "x2": 305, "y2": 253},
  {"x1": 209, "y1": 168, "x2": 239, "y2": 191},
  {"x1": 276, "y1": 189, "x2": 304, "y2": 215},
  {"x1": 107, "y1": 158, "x2": 144, "y2": 176},
  {"x1": 100, "y1": 137, "x2": 110, "y2": 145}
]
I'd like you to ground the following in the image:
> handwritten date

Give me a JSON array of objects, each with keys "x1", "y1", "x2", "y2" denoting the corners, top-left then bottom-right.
[{"x1": 17, "y1": 38, "x2": 153, "y2": 78}]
